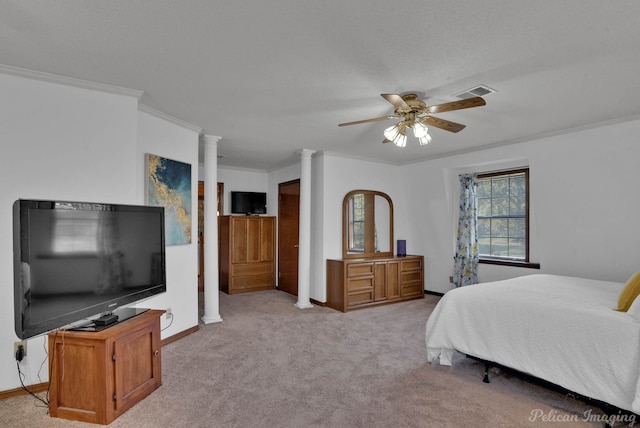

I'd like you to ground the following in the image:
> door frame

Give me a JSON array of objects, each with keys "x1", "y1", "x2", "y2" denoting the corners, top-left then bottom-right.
[{"x1": 277, "y1": 179, "x2": 300, "y2": 296}]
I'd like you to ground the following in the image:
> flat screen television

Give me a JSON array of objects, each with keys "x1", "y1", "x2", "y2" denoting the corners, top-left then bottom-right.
[
  {"x1": 13, "y1": 199, "x2": 167, "y2": 339},
  {"x1": 231, "y1": 191, "x2": 267, "y2": 215}
]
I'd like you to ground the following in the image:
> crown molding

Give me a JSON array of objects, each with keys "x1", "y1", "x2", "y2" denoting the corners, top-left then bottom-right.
[
  {"x1": 217, "y1": 164, "x2": 269, "y2": 173},
  {"x1": 0, "y1": 64, "x2": 204, "y2": 133},
  {"x1": 0, "y1": 64, "x2": 143, "y2": 99},
  {"x1": 320, "y1": 150, "x2": 401, "y2": 166},
  {"x1": 138, "y1": 104, "x2": 202, "y2": 134},
  {"x1": 400, "y1": 112, "x2": 640, "y2": 166}
]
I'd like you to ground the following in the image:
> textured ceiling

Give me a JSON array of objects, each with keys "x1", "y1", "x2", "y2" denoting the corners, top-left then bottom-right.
[{"x1": 2, "y1": 1, "x2": 640, "y2": 170}]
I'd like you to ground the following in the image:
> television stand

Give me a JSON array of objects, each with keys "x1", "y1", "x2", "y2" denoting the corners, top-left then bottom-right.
[{"x1": 48, "y1": 309, "x2": 163, "y2": 424}]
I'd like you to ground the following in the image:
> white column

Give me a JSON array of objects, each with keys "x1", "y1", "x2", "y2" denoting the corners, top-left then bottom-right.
[
  {"x1": 294, "y1": 149, "x2": 316, "y2": 309},
  {"x1": 201, "y1": 135, "x2": 223, "y2": 324}
]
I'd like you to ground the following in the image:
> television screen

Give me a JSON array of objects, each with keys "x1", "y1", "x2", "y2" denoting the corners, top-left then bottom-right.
[
  {"x1": 13, "y1": 199, "x2": 167, "y2": 339},
  {"x1": 231, "y1": 191, "x2": 267, "y2": 215}
]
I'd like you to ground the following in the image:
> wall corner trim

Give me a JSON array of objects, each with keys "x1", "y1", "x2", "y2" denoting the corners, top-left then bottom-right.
[
  {"x1": 0, "y1": 63, "x2": 143, "y2": 99},
  {"x1": 139, "y1": 103, "x2": 203, "y2": 133}
]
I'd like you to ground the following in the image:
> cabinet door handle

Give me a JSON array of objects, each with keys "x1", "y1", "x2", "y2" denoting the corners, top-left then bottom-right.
[
  {"x1": 154, "y1": 350, "x2": 159, "y2": 357},
  {"x1": 294, "y1": 244, "x2": 299, "y2": 248}
]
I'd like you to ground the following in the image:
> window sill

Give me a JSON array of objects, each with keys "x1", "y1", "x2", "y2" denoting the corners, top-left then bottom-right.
[{"x1": 479, "y1": 258, "x2": 541, "y2": 269}]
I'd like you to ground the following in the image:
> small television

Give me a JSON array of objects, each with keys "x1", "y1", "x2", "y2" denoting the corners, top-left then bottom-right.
[
  {"x1": 231, "y1": 191, "x2": 267, "y2": 215},
  {"x1": 13, "y1": 199, "x2": 167, "y2": 339}
]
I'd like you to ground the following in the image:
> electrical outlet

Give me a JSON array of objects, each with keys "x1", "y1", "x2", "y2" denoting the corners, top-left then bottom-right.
[
  {"x1": 14, "y1": 340, "x2": 27, "y2": 360},
  {"x1": 166, "y1": 308, "x2": 172, "y2": 320},
  {"x1": 449, "y1": 276, "x2": 454, "y2": 283}
]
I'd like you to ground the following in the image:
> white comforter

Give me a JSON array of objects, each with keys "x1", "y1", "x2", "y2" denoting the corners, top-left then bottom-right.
[{"x1": 425, "y1": 274, "x2": 640, "y2": 414}]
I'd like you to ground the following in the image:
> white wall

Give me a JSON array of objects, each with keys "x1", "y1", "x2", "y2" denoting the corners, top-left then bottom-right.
[
  {"x1": 212, "y1": 152, "x2": 407, "y2": 304},
  {"x1": 402, "y1": 118, "x2": 640, "y2": 293},
  {"x1": 267, "y1": 162, "x2": 302, "y2": 289},
  {"x1": 319, "y1": 153, "x2": 405, "y2": 258},
  {"x1": 136, "y1": 110, "x2": 201, "y2": 337},
  {"x1": 0, "y1": 72, "x2": 200, "y2": 391},
  {"x1": 215, "y1": 153, "x2": 405, "y2": 303},
  {"x1": 213, "y1": 161, "x2": 303, "y2": 291},
  {"x1": 216, "y1": 166, "x2": 269, "y2": 215},
  {"x1": 267, "y1": 162, "x2": 301, "y2": 221},
  {"x1": 317, "y1": 153, "x2": 405, "y2": 301},
  {"x1": 180, "y1": 117, "x2": 640, "y2": 302},
  {"x1": 0, "y1": 73, "x2": 136, "y2": 391}
]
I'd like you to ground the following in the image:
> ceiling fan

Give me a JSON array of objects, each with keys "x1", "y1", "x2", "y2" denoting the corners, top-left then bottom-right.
[{"x1": 338, "y1": 93, "x2": 486, "y2": 147}]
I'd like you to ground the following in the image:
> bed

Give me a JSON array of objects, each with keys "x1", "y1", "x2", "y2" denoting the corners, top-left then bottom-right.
[{"x1": 425, "y1": 274, "x2": 640, "y2": 414}]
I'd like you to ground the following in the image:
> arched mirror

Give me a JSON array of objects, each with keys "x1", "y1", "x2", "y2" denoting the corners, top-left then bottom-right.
[{"x1": 342, "y1": 190, "x2": 394, "y2": 259}]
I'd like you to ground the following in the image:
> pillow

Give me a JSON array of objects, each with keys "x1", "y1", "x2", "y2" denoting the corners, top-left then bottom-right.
[{"x1": 617, "y1": 271, "x2": 640, "y2": 312}]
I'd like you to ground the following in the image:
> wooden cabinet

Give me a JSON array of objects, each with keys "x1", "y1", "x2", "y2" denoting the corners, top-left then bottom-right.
[
  {"x1": 326, "y1": 255, "x2": 424, "y2": 312},
  {"x1": 219, "y1": 215, "x2": 276, "y2": 294},
  {"x1": 48, "y1": 310, "x2": 163, "y2": 425}
]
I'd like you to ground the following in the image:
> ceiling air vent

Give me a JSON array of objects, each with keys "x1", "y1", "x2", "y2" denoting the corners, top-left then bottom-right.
[{"x1": 453, "y1": 85, "x2": 496, "y2": 99}]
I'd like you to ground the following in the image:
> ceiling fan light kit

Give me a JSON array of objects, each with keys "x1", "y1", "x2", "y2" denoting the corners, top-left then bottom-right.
[
  {"x1": 384, "y1": 120, "x2": 432, "y2": 147},
  {"x1": 339, "y1": 93, "x2": 486, "y2": 147},
  {"x1": 411, "y1": 121, "x2": 432, "y2": 146},
  {"x1": 383, "y1": 123, "x2": 407, "y2": 147}
]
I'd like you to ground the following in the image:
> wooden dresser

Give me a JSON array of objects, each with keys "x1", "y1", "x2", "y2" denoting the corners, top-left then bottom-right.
[
  {"x1": 48, "y1": 310, "x2": 163, "y2": 424},
  {"x1": 219, "y1": 215, "x2": 276, "y2": 294},
  {"x1": 326, "y1": 255, "x2": 424, "y2": 312}
]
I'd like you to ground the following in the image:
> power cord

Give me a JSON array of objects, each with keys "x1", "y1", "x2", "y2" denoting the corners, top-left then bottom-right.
[
  {"x1": 161, "y1": 312, "x2": 174, "y2": 331},
  {"x1": 40, "y1": 335, "x2": 51, "y2": 405},
  {"x1": 15, "y1": 356, "x2": 48, "y2": 408},
  {"x1": 38, "y1": 337, "x2": 48, "y2": 385}
]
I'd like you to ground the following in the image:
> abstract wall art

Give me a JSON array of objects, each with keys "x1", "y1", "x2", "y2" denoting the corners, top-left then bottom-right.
[{"x1": 146, "y1": 153, "x2": 192, "y2": 245}]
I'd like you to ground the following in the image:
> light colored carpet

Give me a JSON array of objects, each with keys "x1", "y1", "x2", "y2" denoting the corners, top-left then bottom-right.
[{"x1": 0, "y1": 291, "x2": 621, "y2": 427}]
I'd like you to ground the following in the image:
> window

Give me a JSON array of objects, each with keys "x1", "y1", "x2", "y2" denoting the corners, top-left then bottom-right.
[
  {"x1": 347, "y1": 193, "x2": 365, "y2": 252},
  {"x1": 477, "y1": 168, "x2": 538, "y2": 268}
]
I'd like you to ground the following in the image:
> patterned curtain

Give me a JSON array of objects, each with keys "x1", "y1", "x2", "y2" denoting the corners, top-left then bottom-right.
[{"x1": 453, "y1": 174, "x2": 479, "y2": 287}]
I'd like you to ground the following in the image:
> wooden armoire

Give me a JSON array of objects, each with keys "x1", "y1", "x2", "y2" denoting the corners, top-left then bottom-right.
[{"x1": 219, "y1": 215, "x2": 276, "y2": 294}]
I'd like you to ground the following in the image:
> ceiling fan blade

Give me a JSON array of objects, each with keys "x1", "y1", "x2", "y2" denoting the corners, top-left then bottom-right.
[
  {"x1": 338, "y1": 115, "x2": 397, "y2": 127},
  {"x1": 380, "y1": 94, "x2": 410, "y2": 110},
  {"x1": 420, "y1": 116, "x2": 466, "y2": 133},
  {"x1": 426, "y1": 96, "x2": 486, "y2": 114}
]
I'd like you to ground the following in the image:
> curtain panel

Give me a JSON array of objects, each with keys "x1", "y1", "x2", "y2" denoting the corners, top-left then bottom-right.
[{"x1": 453, "y1": 174, "x2": 479, "y2": 287}]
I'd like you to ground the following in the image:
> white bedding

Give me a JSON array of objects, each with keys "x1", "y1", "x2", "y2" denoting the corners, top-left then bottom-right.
[{"x1": 425, "y1": 274, "x2": 640, "y2": 414}]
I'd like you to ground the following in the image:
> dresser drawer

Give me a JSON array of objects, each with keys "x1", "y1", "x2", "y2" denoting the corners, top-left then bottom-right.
[
  {"x1": 401, "y1": 271, "x2": 422, "y2": 283},
  {"x1": 401, "y1": 258, "x2": 422, "y2": 272},
  {"x1": 347, "y1": 262, "x2": 374, "y2": 277},
  {"x1": 233, "y1": 262, "x2": 273, "y2": 276},
  {"x1": 401, "y1": 282, "x2": 423, "y2": 297},
  {"x1": 347, "y1": 290, "x2": 373, "y2": 306},
  {"x1": 232, "y1": 274, "x2": 274, "y2": 289},
  {"x1": 347, "y1": 277, "x2": 374, "y2": 291}
]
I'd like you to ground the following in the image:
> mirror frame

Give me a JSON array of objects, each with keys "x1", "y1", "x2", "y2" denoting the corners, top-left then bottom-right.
[{"x1": 342, "y1": 190, "x2": 394, "y2": 259}]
